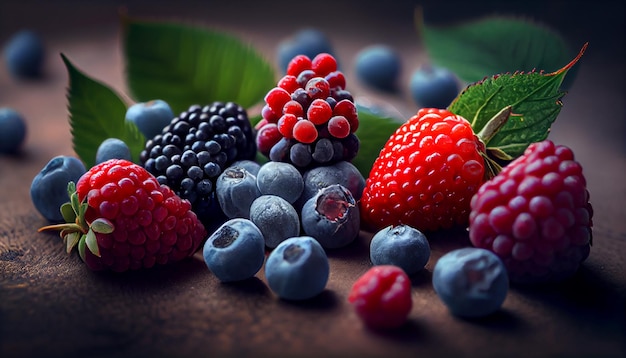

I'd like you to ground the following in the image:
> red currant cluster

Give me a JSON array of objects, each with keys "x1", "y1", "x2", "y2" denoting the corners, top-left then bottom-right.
[{"x1": 256, "y1": 53, "x2": 360, "y2": 169}]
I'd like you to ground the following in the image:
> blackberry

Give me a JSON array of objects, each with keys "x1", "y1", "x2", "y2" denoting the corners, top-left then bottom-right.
[
  {"x1": 140, "y1": 102, "x2": 256, "y2": 230},
  {"x1": 256, "y1": 53, "x2": 360, "y2": 170}
]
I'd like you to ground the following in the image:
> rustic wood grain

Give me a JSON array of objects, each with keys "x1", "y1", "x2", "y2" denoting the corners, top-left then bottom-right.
[{"x1": 1, "y1": 1, "x2": 625, "y2": 357}]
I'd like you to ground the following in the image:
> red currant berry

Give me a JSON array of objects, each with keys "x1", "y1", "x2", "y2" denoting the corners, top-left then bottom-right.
[
  {"x1": 312, "y1": 53, "x2": 337, "y2": 77},
  {"x1": 292, "y1": 120, "x2": 318, "y2": 144},
  {"x1": 277, "y1": 114, "x2": 299, "y2": 138},
  {"x1": 256, "y1": 123, "x2": 282, "y2": 156},
  {"x1": 325, "y1": 70, "x2": 346, "y2": 90},
  {"x1": 348, "y1": 265, "x2": 412, "y2": 329},
  {"x1": 307, "y1": 99, "x2": 333, "y2": 125},
  {"x1": 297, "y1": 70, "x2": 317, "y2": 88},
  {"x1": 265, "y1": 87, "x2": 292, "y2": 113},
  {"x1": 333, "y1": 99, "x2": 359, "y2": 132},
  {"x1": 305, "y1": 77, "x2": 331, "y2": 100},
  {"x1": 283, "y1": 100, "x2": 304, "y2": 117},
  {"x1": 277, "y1": 75, "x2": 301, "y2": 93},
  {"x1": 261, "y1": 104, "x2": 280, "y2": 123},
  {"x1": 287, "y1": 55, "x2": 312, "y2": 77},
  {"x1": 327, "y1": 115, "x2": 351, "y2": 138}
]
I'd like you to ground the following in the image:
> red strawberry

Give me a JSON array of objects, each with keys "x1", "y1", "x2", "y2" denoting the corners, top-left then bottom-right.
[
  {"x1": 38, "y1": 159, "x2": 207, "y2": 272},
  {"x1": 468, "y1": 140, "x2": 593, "y2": 284},
  {"x1": 360, "y1": 108, "x2": 489, "y2": 232}
]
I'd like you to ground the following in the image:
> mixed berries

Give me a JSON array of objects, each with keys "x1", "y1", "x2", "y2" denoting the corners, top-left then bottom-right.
[
  {"x1": 256, "y1": 53, "x2": 360, "y2": 169},
  {"x1": 26, "y1": 44, "x2": 594, "y2": 329}
]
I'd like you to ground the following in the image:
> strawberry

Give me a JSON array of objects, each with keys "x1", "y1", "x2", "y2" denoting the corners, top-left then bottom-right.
[
  {"x1": 468, "y1": 140, "x2": 593, "y2": 284},
  {"x1": 38, "y1": 159, "x2": 207, "y2": 272},
  {"x1": 360, "y1": 108, "x2": 493, "y2": 232}
]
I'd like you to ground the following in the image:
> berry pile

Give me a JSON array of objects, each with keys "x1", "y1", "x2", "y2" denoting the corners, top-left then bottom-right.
[
  {"x1": 215, "y1": 160, "x2": 365, "y2": 250},
  {"x1": 256, "y1": 53, "x2": 360, "y2": 169},
  {"x1": 140, "y1": 102, "x2": 257, "y2": 229}
]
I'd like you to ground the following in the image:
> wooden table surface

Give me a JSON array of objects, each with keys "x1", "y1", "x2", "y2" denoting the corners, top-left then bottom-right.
[{"x1": 1, "y1": 1, "x2": 624, "y2": 357}]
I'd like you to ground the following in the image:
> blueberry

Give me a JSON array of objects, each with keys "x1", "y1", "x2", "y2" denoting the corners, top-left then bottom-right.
[
  {"x1": 230, "y1": 160, "x2": 261, "y2": 176},
  {"x1": 301, "y1": 184, "x2": 360, "y2": 249},
  {"x1": 0, "y1": 108, "x2": 27, "y2": 153},
  {"x1": 249, "y1": 195, "x2": 300, "y2": 249},
  {"x1": 409, "y1": 65, "x2": 460, "y2": 109},
  {"x1": 354, "y1": 45, "x2": 401, "y2": 91},
  {"x1": 256, "y1": 161, "x2": 303, "y2": 204},
  {"x1": 297, "y1": 161, "x2": 365, "y2": 210},
  {"x1": 203, "y1": 218, "x2": 265, "y2": 282},
  {"x1": 125, "y1": 100, "x2": 175, "y2": 139},
  {"x1": 265, "y1": 236, "x2": 329, "y2": 300},
  {"x1": 432, "y1": 247, "x2": 509, "y2": 318},
  {"x1": 30, "y1": 156, "x2": 87, "y2": 222},
  {"x1": 277, "y1": 28, "x2": 335, "y2": 74},
  {"x1": 370, "y1": 225, "x2": 431, "y2": 276},
  {"x1": 3, "y1": 30, "x2": 45, "y2": 79},
  {"x1": 95, "y1": 138, "x2": 132, "y2": 164},
  {"x1": 216, "y1": 166, "x2": 260, "y2": 218}
]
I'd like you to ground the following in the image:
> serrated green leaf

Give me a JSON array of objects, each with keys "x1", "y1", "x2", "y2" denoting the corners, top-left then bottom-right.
[
  {"x1": 417, "y1": 11, "x2": 575, "y2": 87},
  {"x1": 84, "y1": 229, "x2": 100, "y2": 257},
  {"x1": 352, "y1": 107, "x2": 404, "y2": 177},
  {"x1": 61, "y1": 54, "x2": 146, "y2": 168},
  {"x1": 123, "y1": 18, "x2": 276, "y2": 114},
  {"x1": 449, "y1": 44, "x2": 587, "y2": 159}
]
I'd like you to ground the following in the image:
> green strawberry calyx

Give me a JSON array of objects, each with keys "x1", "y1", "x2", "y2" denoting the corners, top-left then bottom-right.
[{"x1": 38, "y1": 182, "x2": 114, "y2": 260}]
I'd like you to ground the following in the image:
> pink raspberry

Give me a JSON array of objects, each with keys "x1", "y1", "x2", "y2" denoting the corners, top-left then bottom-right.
[{"x1": 468, "y1": 140, "x2": 593, "y2": 284}]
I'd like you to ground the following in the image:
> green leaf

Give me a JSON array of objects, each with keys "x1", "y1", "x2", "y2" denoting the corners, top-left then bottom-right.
[
  {"x1": 78, "y1": 235, "x2": 87, "y2": 262},
  {"x1": 84, "y1": 229, "x2": 100, "y2": 257},
  {"x1": 123, "y1": 18, "x2": 276, "y2": 114},
  {"x1": 60, "y1": 202, "x2": 76, "y2": 223},
  {"x1": 417, "y1": 11, "x2": 575, "y2": 86},
  {"x1": 65, "y1": 232, "x2": 81, "y2": 254},
  {"x1": 352, "y1": 107, "x2": 404, "y2": 177},
  {"x1": 448, "y1": 44, "x2": 587, "y2": 159},
  {"x1": 62, "y1": 54, "x2": 146, "y2": 168},
  {"x1": 90, "y1": 218, "x2": 114, "y2": 234}
]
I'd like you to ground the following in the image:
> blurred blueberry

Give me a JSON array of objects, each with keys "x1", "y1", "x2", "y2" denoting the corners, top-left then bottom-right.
[
  {"x1": 203, "y1": 218, "x2": 266, "y2": 282},
  {"x1": 125, "y1": 100, "x2": 174, "y2": 139},
  {"x1": 95, "y1": 138, "x2": 132, "y2": 164},
  {"x1": 3, "y1": 30, "x2": 45, "y2": 79},
  {"x1": 409, "y1": 65, "x2": 460, "y2": 109},
  {"x1": 230, "y1": 159, "x2": 261, "y2": 176},
  {"x1": 249, "y1": 195, "x2": 300, "y2": 249},
  {"x1": 277, "y1": 28, "x2": 335, "y2": 73},
  {"x1": 354, "y1": 45, "x2": 401, "y2": 91},
  {"x1": 265, "y1": 236, "x2": 329, "y2": 300},
  {"x1": 30, "y1": 156, "x2": 87, "y2": 222},
  {"x1": 433, "y1": 247, "x2": 509, "y2": 318},
  {"x1": 0, "y1": 108, "x2": 27, "y2": 153},
  {"x1": 370, "y1": 224, "x2": 430, "y2": 276}
]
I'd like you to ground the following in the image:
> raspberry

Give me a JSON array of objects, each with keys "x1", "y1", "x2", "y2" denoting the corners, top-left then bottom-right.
[
  {"x1": 468, "y1": 140, "x2": 593, "y2": 284},
  {"x1": 360, "y1": 108, "x2": 486, "y2": 233},
  {"x1": 348, "y1": 265, "x2": 412, "y2": 329},
  {"x1": 38, "y1": 159, "x2": 207, "y2": 272},
  {"x1": 257, "y1": 53, "x2": 360, "y2": 169},
  {"x1": 140, "y1": 102, "x2": 256, "y2": 231}
]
